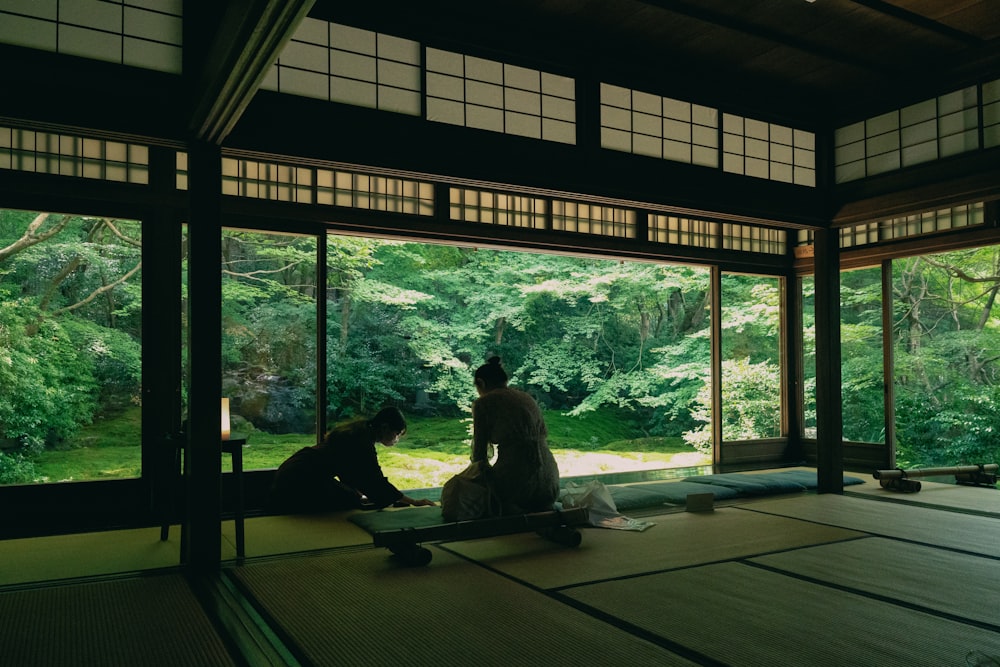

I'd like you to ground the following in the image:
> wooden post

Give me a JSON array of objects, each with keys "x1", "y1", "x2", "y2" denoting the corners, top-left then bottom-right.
[
  {"x1": 814, "y1": 227, "x2": 844, "y2": 494},
  {"x1": 185, "y1": 140, "x2": 223, "y2": 572}
]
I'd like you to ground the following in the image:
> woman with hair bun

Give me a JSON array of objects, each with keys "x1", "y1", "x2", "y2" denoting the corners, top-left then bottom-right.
[{"x1": 470, "y1": 356, "x2": 560, "y2": 514}]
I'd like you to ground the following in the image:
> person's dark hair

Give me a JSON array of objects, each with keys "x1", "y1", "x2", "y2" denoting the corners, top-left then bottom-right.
[
  {"x1": 369, "y1": 406, "x2": 407, "y2": 435},
  {"x1": 474, "y1": 356, "x2": 509, "y2": 390}
]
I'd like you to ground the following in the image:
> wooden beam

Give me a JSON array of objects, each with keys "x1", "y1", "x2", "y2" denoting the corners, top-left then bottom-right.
[{"x1": 186, "y1": 0, "x2": 315, "y2": 144}]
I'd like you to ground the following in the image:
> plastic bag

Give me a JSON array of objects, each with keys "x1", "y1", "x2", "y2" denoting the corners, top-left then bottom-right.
[
  {"x1": 560, "y1": 480, "x2": 655, "y2": 532},
  {"x1": 441, "y1": 461, "x2": 500, "y2": 522}
]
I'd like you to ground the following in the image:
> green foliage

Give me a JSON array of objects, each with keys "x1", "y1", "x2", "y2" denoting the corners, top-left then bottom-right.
[
  {"x1": 0, "y1": 451, "x2": 39, "y2": 484},
  {"x1": 13, "y1": 203, "x2": 1000, "y2": 486},
  {"x1": 220, "y1": 232, "x2": 319, "y2": 433},
  {"x1": 0, "y1": 212, "x2": 141, "y2": 453},
  {"x1": 684, "y1": 357, "x2": 781, "y2": 452},
  {"x1": 0, "y1": 302, "x2": 99, "y2": 446},
  {"x1": 327, "y1": 338, "x2": 407, "y2": 418},
  {"x1": 889, "y1": 250, "x2": 1000, "y2": 464},
  {"x1": 721, "y1": 275, "x2": 780, "y2": 361},
  {"x1": 895, "y1": 388, "x2": 1000, "y2": 468},
  {"x1": 841, "y1": 354, "x2": 886, "y2": 443},
  {"x1": 64, "y1": 318, "x2": 142, "y2": 413}
]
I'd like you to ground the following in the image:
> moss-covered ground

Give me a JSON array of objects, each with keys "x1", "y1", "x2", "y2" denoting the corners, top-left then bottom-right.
[{"x1": 26, "y1": 407, "x2": 708, "y2": 489}]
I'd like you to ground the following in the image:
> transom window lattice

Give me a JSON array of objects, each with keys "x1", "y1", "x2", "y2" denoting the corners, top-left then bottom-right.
[
  {"x1": 0, "y1": 0, "x2": 182, "y2": 73},
  {"x1": 722, "y1": 114, "x2": 816, "y2": 187},
  {"x1": 450, "y1": 188, "x2": 547, "y2": 229},
  {"x1": 839, "y1": 202, "x2": 985, "y2": 248},
  {"x1": 426, "y1": 49, "x2": 576, "y2": 144},
  {"x1": 721, "y1": 223, "x2": 786, "y2": 254},
  {"x1": 0, "y1": 125, "x2": 149, "y2": 184},
  {"x1": 836, "y1": 86, "x2": 981, "y2": 183},
  {"x1": 261, "y1": 19, "x2": 421, "y2": 116},
  {"x1": 600, "y1": 84, "x2": 719, "y2": 168},
  {"x1": 220, "y1": 157, "x2": 433, "y2": 215},
  {"x1": 552, "y1": 200, "x2": 636, "y2": 238},
  {"x1": 984, "y1": 78, "x2": 1000, "y2": 149},
  {"x1": 599, "y1": 84, "x2": 815, "y2": 188},
  {"x1": 648, "y1": 215, "x2": 720, "y2": 248}
]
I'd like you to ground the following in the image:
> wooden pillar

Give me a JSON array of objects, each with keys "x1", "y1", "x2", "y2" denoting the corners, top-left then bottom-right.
[
  {"x1": 316, "y1": 232, "x2": 328, "y2": 440},
  {"x1": 185, "y1": 141, "x2": 223, "y2": 571},
  {"x1": 814, "y1": 227, "x2": 844, "y2": 493},
  {"x1": 782, "y1": 271, "x2": 804, "y2": 461},
  {"x1": 142, "y1": 146, "x2": 183, "y2": 516},
  {"x1": 710, "y1": 266, "x2": 723, "y2": 467},
  {"x1": 881, "y1": 260, "x2": 896, "y2": 469}
]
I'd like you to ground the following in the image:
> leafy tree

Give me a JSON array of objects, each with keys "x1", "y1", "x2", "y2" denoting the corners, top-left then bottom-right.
[
  {"x1": 892, "y1": 249, "x2": 1000, "y2": 466},
  {"x1": 355, "y1": 245, "x2": 717, "y2": 450},
  {"x1": 839, "y1": 267, "x2": 886, "y2": 443},
  {"x1": 219, "y1": 231, "x2": 317, "y2": 433},
  {"x1": 684, "y1": 357, "x2": 781, "y2": 453},
  {"x1": 0, "y1": 211, "x2": 140, "y2": 457}
]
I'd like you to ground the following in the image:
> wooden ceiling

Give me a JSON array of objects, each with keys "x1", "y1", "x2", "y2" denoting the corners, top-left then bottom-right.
[
  {"x1": 320, "y1": 0, "x2": 1000, "y2": 128},
  {"x1": 7, "y1": 1, "x2": 998, "y2": 151}
]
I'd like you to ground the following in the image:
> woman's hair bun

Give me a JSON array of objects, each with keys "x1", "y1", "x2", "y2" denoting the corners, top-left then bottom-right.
[{"x1": 475, "y1": 356, "x2": 508, "y2": 388}]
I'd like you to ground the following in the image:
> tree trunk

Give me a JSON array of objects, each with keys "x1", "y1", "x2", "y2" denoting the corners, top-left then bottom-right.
[{"x1": 340, "y1": 291, "x2": 351, "y2": 349}]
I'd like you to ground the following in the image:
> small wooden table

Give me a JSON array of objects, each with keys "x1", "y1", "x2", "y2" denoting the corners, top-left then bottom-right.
[
  {"x1": 221, "y1": 437, "x2": 247, "y2": 560},
  {"x1": 160, "y1": 435, "x2": 247, "y2": 561}
]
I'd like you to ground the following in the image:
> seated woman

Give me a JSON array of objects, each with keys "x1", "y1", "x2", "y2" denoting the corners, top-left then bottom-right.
[
  {"x1": 470, "y1": 357, "x2": 560, "y2": 514},
  {"x1": 267, "y1": 406, "x2": 435, "y2": 513}
]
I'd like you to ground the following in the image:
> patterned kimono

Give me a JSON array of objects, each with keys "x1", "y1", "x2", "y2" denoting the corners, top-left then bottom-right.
[{"x1": 471, "y1": 387, "x2": 560, "y2": 514}]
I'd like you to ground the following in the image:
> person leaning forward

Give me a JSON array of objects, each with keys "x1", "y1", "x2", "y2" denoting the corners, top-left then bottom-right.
[
  {"x1": 267, "y1": 407, "x2": 435, "y2": 513},
  {"x1": 471, "y1": 356, "x2": 561, "y2": 515}
]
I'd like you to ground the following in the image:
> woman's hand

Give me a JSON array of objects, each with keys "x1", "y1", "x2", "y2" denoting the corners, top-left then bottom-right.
[{"x1": 394, "y1": 495, "x2": 436, "y2": 507}]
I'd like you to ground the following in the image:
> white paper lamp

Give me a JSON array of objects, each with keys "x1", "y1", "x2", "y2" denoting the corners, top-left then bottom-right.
[{"x1": 221, "y1": 397, "x2": 231, "y2": 440}]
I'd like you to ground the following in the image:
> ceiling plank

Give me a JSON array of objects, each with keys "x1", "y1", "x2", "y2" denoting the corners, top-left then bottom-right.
[{"x1": 849, "y1": 0, "x2": 983, "y2": 44}]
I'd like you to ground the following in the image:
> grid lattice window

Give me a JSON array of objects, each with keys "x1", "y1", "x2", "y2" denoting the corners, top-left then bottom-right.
[
  {"x1": 880, "y1": 202, "x2": 983, "y2": 241},
  {"x1": 0, "y1": 125, "x2": 149, "y2": 184},
  {"x1": 836, "y1": 85, "x2": 982, "y2": 183},
  {"x1": 722, "y1": 114, "x2": 816, "y2": 187},
  {"x1": 176, "y1": 150, "x2": 187, "y2": 190},
  {"x1": 316, "y1": 169, "x2": 432, "y2": 214},
  {"x1": 449, "y1": 188, "x2": 547, "y2": 228},
  {"x1": 937, "y1": 87, "x2": 980, "y2": 158},
  {"x1": 552, "y1": 200, "x2": 635, "y2": 238},
  {"x1": 721, "y1": 223, "x2": 786, "y2": 254},
  {"x1": 839, "y1": 222, "x2": 880, "y2": 249},
  {"x1": 648, "y1": 215, "x2": 720, "y2": 248},
  {"x1": 426, "y1": 49, "x2": 576, "y2": 144},
  {"x1": 600, "y1": 84, "x2": 719, "y2": 168},
  {"x1": 221, "y1": 157, "x2": 433, "y2": 215},
  {"x1": 0, "y1": 0, "x2": 182, "y2": 73},
  {"x1": 836, "y1": 202, "x2": 985, "y2": 248},
  {"x1": 984, "y1": 78, "x2": 1000, "y2": 149},
  {"x1": 261, "y1": 19, "x2": 421, "y2": 116}
]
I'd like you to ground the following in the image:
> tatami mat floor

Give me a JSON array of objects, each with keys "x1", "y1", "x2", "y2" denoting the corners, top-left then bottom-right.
[{"x1": 2, "y1": 472, "x2": 999, "y2": 666}]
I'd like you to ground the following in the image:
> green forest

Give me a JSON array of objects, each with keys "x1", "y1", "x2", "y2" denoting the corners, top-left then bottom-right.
[{"x1": 1, "y1": 209, "x2": 998, "y2": 486}]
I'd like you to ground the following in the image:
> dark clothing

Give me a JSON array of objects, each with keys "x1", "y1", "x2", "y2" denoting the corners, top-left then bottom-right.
[{"x1": 267, "y1": 420, "x2": 402, "y2": 513}]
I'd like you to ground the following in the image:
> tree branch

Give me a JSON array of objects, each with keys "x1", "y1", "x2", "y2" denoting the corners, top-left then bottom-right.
[
  {"x1": 0, "y1": 213, "x2": 70, "y2": 262},
  {"x1": 101, "y1": 218, "x2": 142, "y2": 248},
  {"x1": 222, "y1": 259, "x2": 304, "y2": 282},
  {"x1": 51, "y1": 262, "x2": 142, "y2": 317}
]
